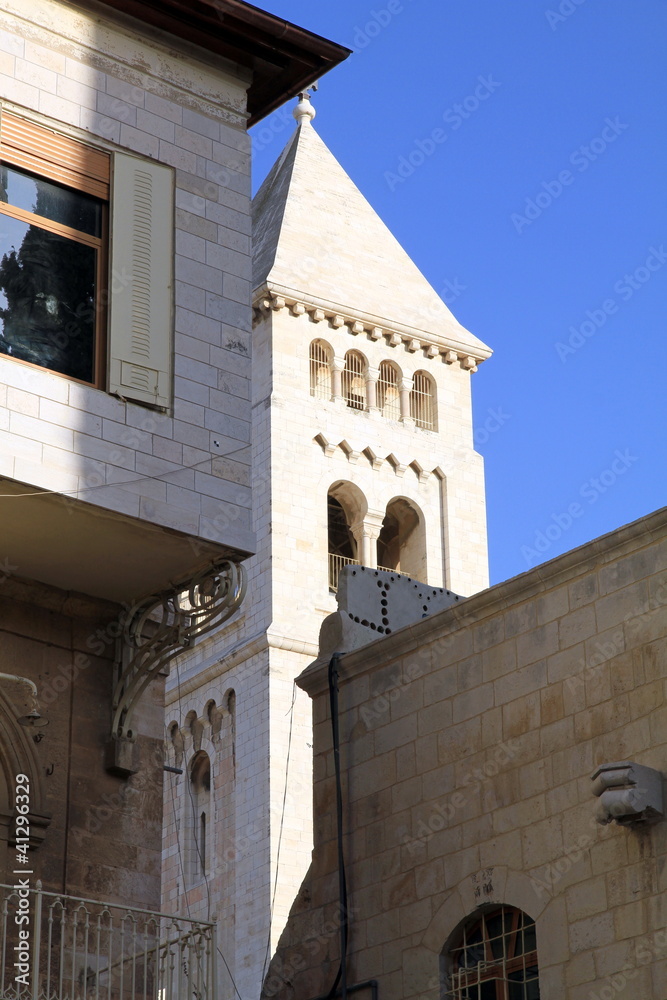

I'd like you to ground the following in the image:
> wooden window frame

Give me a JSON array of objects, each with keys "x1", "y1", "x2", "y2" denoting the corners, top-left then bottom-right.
[{"x1": 0, "y1": 112, "x2": 110, "y2": 389}]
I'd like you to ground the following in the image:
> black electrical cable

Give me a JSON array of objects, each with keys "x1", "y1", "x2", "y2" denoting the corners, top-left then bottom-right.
[{"x1": 326, "y1": 652, "x2": 348, "y2": 1000}]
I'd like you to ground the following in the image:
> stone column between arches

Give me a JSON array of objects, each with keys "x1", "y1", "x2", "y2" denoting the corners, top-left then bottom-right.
[{"x1": 350, "y1": 510, "x2": 385, "y2": 568}]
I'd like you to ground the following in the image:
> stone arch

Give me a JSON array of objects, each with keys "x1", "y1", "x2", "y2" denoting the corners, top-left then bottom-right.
[
  {"x1": 167, "y1": 719, "x2": 184, "y2": 767},
  {"x1": 187, "y1": 750, "x2": 211, "y2": 884},
  {"x1": 206, "y1": 699, "x2": 223, "y2": 741},
  {"x1": 421, "y1": 867, "x2": 553, "y2": 1000},
  {"x1": 377, "y1": 495, "x2": 427, "y2": 580},
  {"x1": 327, "y1": 481, "x2": 368, "y2": 588}
]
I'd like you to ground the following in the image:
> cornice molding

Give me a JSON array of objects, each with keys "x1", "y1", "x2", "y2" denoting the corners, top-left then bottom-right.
[{"x1": 252, "y1": 283, "x2": 491, "y2": 368}]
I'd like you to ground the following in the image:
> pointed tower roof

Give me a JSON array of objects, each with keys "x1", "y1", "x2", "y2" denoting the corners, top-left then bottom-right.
[{"x1": 253, "y1": 97, "x2": 491, "y2": 361}]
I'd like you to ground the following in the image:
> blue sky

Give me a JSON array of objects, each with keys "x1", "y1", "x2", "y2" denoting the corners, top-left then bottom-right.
[{"x1": 250, "y1": 0, "x2": 667, "y2": 587}]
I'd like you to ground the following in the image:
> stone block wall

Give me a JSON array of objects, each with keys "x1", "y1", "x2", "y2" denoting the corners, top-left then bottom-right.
[
  {"x1": 266, "y1": 506, "x2": 667, "y2": 1000},
  {"x1": 0, "y1": 575, "x2": 164, "y2": 909},
  {"x1": 0, "y1": 0, "x2": 253, "y2": 552}
]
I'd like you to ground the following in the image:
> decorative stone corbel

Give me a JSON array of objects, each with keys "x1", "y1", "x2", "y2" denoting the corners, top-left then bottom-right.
[
  {"x1": 331, "y1": 315, "x2": 345, "y2": 328},
  {"x1": 369, "y1": 327, "x2": 383, "y2": 340},
  {"x1": 271, "y1": 296, "x2": 286, "y2": 311},
  {"x1": 314, "y1": 433, "x2": 336, "y2": 457},
  {"x1": 592, "y1": 761, "x2": 664, "y2": 826},
  {"x1": 443, "y1": 350, "x2": 458, "y2": 364},
  {"x1": 406, "y1": 339, "x2": 420, "y2": 353},
  {"x1": 386, "y1": 453, "x2": 407, "y2": 478},
  {"x1": 107, "y1": 560, "x2": 246, "y2": 776},
  {"x1": 350, "y1": 321, "x2": 364, "y2": 335},
  {"x1": 310, "y1": 308, "x2": 325, "y2": 322},
  {"x1": 426, "y1": 345, "x2": 439, "y2": 358},
  {"x1": 462, "y1": 355, "x2": 478, "y2": 371},
  {"x1": 388, "y1": 333, "x2": 402, "y2": 347},
  {"x1": 291, "y1": 302, "x2": 306, "y2": 316},
  {"x1": 362, "y1": 446, "x2": 384, "y2": 471},
  {"x1": 339, "y1": 439, "x2": 361, "y2": 464}
]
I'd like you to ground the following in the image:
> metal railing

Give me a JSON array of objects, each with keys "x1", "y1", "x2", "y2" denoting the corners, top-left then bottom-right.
[
  {"x1": 328, "y1": 554, "x2": 360, "y2": 592},
  {"x1": 0, "y1": 882, "x2": 216, "y2": 1000}
]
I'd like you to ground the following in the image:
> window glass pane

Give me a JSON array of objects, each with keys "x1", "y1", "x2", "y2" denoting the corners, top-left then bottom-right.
[
  {"x1": 0, "y1": 164, "x2": 103, "y2": 237},
  {"x1": 0, "y1": 214, "x2": 96, "y2": 382}
]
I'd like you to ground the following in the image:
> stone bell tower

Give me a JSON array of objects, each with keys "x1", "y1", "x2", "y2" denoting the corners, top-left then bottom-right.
[{"x1": 162, "y1": 90, "x2": 491, "y2": 999}]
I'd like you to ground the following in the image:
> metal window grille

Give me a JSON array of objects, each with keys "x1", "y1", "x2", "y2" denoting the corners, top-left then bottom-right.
[
  {"x1": 342, "y1": 351, "x2": 366, "y2": 410},
  {"x1": 446, "y1": 906, "x2": 540, "y2": 1000},
  {"x1": 377, "y1": 361, "x2": 401, "y2": 419},
  {"x1": 410, "y1": 371, "x2": 436, "y2": 429},
  {"x1": 309, "y1": 340, "x2": 332, "y2": 400}
]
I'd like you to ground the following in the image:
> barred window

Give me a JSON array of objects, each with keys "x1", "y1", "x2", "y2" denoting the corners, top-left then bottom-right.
[
  {"x1": 309, "y1": 339, "x2": 332, "y2": 400},
  {"x1": 342, "y1": 350, "x2": 366, "y2": 410},
  {"x1": 410, "y1": 370, "x2": 436, "y2": 430},
  {"x1": 377, "y1": 360, "x2": 401, "y2": 419},
  {"x1": 446, "y1": 907, "x2": 540, "y2": 1000}
]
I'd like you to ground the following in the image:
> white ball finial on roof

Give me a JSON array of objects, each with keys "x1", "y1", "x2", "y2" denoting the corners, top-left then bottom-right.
[{"x1": 293, "y1": 90, "x2": 316, "y2": 127}]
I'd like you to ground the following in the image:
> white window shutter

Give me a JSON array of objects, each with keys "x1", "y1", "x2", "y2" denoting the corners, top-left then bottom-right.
[{"x1": 108, "y1": 153, "x2": 173, "y2": 408}]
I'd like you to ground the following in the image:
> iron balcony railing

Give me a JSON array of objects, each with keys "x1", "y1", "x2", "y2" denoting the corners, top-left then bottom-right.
[
  {"x1": 0, "y1": 882, "x2": 216, "y2": 1000},
  {"x1": 328, "y1": 555, "x2": 410, "y2": 592},
  {"x1": 328, "y1": 553, "x2": 360, "y2": 592}
]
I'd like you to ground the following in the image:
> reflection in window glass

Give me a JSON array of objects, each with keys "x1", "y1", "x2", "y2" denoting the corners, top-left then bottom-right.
[
  {"x1": 0, "y1": 214, "x2": 97, "y2": 382},
  {"x1": 0, "y1": 164, "x2": 103, "y2": 237}
]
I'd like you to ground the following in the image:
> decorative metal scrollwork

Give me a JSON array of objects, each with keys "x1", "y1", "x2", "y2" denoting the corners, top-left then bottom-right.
[{"x1": 111, "y1": 559, "x2": 246, "y2": 741}]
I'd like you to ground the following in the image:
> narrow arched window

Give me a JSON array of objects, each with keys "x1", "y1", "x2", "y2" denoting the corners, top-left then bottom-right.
[
  {"x1": 446, "y1": 906, "x2": 540, "y2": 999},
  {"x1": 410, "y1": 370, "x2": 436, "y2": 430},
  {"x1": 377, "y1": 361, "x2": 401, "y2": 419},
  {"x1": 342, "y1": 350, "x2": 366, "y2": 410},
  {"x1": 199, "y1": 812, "x2": 207, "y2": 877},
  {"x1": 309, "y1": 339, "x2": 332, "y2": 400},
  {"x1": 189, "y1": 751, "x2": 211, "y2": 883}
]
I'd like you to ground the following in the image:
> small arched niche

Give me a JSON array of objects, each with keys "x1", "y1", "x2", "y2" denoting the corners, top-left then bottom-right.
[{"x1": 377, "y1": 496, "x2": 427, "y2": 580}]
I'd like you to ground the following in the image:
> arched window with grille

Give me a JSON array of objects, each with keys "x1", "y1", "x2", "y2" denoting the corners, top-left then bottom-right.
[
  {"x1": 309, "y1": 339, "x2": 333, "y2": 400},
  {"x1": 377, "y1": 360, "x2": 401, "y2": 419},
  {"x1": 445, "y1": 906, "x2": 540, "y2": 999},
  {"x1": 342, "y1": 350, "x2": 367, "y2": 410},
  {"x1": 410, "y1": 370, "x2": 437, "y2": 430}
]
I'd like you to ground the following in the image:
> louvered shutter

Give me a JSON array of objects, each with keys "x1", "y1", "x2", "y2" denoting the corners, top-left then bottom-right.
[{"x1": 108, "y1": 154, "x2": 173, "y2": 408}]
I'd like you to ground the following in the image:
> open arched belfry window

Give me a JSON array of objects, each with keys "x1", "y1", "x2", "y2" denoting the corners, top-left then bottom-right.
[{"x1": 445, "y1": 906, "x2": 540, "y2": 999}]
